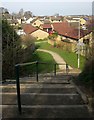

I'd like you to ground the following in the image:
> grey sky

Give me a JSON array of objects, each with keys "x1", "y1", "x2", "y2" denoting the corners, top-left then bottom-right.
[{"x1": 1, "y1": 1, "x2": 92, "y2": 16}]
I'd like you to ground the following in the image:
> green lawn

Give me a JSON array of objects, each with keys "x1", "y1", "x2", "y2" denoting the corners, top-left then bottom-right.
[
  {"x1": 36, "y1": 42, "x2": 86, "y2": 70},
  {"x1": 20, "y1": 51, "x2": 57, "y2": 76},
  {"x1": 35, "y1": 38, "x2": 48, "y2": 42}
]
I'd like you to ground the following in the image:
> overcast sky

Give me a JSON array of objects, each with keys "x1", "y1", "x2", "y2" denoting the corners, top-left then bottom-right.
[{"x1": 1, "y1": 0, "x2": 93, "y2": 16}]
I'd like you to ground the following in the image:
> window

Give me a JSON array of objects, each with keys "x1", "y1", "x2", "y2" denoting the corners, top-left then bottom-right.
[{"x1": 83, "y1": 39, "x2": 89, "y2": 44}]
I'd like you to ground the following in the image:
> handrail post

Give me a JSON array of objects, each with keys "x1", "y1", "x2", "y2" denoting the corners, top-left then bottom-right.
[
  {"x1": 66, "y1": 63, "x2": 69, "y2": 75},
  {"x1": 36, "y1": 61, "x2": 38, "y2": 82},
  {"x1": 54, "y1": 63, "x2": 56, "y2": 76},
  {"x1": 15, "y1": 65, "x2": 21, "y2": 114}
]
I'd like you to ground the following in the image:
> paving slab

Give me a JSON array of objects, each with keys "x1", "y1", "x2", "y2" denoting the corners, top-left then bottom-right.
[
  {"x1": 2, "y1": 93, "x2": 84, "y2": 105},
  {"x1": 2, "y1": 105, "x2": 91, "y2": 118}
]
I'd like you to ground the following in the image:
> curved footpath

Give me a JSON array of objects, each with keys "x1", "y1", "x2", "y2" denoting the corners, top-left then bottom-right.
[{"x1": 37, "y1": 49, "x2": 73, "y2": 70}]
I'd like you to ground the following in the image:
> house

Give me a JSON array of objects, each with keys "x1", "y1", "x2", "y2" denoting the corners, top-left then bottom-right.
[
  {"x1": 48, "y1": 21, "x2": 92, "y2": 53},
  {"x1": 31, "y1": 18, "x2": 43, "y2": 27},
  {"x1": 25, "y1": 17, "x2": 34, "y2": 24},
  {"x1": 80, "y1": 17, "x2": 87, "y2": 26},
  {"x1": 23, "y1": 24, "x2": 38, "y2": 34},
  {"x1": 16, "y1": 17, "x2": 22, "y2": 24},
  {"x1": 52, "y1": 21, "x2": 79, "y2": 40},
  {"x1": 23, "y1": 24, "x2": 49, "y2": 40},
  {"x1": 16, "y1": 29, "x2": 26, "y2": 36},
  {"x1": 43, "y1": 20, "x2": 51, "y2": 24},
  {"x1": 10, "y1": 19, "x2": 19, "y2": 26},
  {"x1": 31, "y1": 29, "x2": 49, "y2": 40},
  {"x1": 64, "y1": 16, "x2": 78, "y2": 23},
  {"x1": 49, "y1": 16, "x2": 63, "y2": 23},
  {"x1": 40, "y1": 23, "x2": 53, "y2": 33}
]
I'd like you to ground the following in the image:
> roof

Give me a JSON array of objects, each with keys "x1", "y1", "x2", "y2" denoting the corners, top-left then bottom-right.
[
  {"x1": 30, "y1": 17, "x2": 39, "y2": 23},
  {"x1": 52, "y1": 21, "x2": 90, "y2": 40},
  {"x1": 41, "y1": 24, "x2": 52, "y2": 29},
  {"x1": 23, "y1": 24, "x2": 38, "y2": 34},
  {"x1": 44, "y1": 20, "x2": 51, "y2": 24},
  {"x1": 87, "y1": 20, "x2": 94, "y2": 31},
  {"x1": 83, "y1": 17, "x2": 89, "y2": 21},
  {"x1": 50, "y1": 16, "x2": 62, "y2": 21}
]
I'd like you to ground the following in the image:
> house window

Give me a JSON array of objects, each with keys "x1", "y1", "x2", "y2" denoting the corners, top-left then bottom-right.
[{"x1": 83, "y1": 39, "x2": 89, "y2": 44}]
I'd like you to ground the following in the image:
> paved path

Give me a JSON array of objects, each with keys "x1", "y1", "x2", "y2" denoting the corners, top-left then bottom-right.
[{"x1": 37, "y1": 49, "x2": 72, "y2": 70}]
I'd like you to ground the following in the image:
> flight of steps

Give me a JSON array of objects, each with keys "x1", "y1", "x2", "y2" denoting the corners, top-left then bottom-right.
[{"x1": 1, "y1": 74, "x2": 92, "y2": 119}]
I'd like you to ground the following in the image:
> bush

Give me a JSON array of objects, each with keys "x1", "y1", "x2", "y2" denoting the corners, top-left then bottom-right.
[
  {"x1": 78, "y1": 59, "x2": 93, "y2": 84},
  {"x1": 78, "y1": 35, "x2": 94, "y2": 85},
  {"x1": 2, "y1": 20, "x2": 36, "y2": 80}
]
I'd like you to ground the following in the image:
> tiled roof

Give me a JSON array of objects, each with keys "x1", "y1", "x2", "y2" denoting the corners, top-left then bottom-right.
[
  {"x1": 41, "y1": 24, "x2": 52, "y2": 29},
  {"x1": 30, "y1": 17, "x2": 39, "y2": 23},
  {"x1": 23, "y1": 24, "x2": 38, "y2": 34},
  {"x1": 52, "y1": 21, "x2": 90, "y2": 40},
  {"x1": 83, "y1": 17, "x2": 89, "y2": 21}
]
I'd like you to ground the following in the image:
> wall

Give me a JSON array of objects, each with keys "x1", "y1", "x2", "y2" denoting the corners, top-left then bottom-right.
[
  {"x1": 32, "y1": 19, "x2": 43, "y2": 27},
  {"x1": 48, "y1": 39, "x2": 55, "y2": 46},
  {"x1": 31, "y1": 29, "x2": 49, "y2": 40}
]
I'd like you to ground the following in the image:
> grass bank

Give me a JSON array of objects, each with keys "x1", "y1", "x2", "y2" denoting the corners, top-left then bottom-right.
[
  {"x1": 36, "y1": 42, "x2": 86, "y2": 70},
  {"x1": 20, "y1": 51, "x2": 57, "y2": 76}
]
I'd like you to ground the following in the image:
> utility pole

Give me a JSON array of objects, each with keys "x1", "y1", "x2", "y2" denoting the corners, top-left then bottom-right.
[
  {"x1": 73, "y1": 18, "x2": 80, "y2": 68},
  {"x1": 78, "y1": 19, "x2": 80, "y2": 69}
]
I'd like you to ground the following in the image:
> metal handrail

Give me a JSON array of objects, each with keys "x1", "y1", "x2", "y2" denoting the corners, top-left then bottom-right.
[
  {"x1": 15, "y1": 61, "x2": 38, "y2": 67},
  {"x1": 15, "y1": 61, "x2": 69, "y2": 114}
]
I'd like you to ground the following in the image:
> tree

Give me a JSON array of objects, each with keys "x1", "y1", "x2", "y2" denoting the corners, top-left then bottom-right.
[
  {"x1": 2, "y1": 19, "x2": 22, "y2": 80},
  {"x1": 24, "y1": 11, "x2": 32, "y2": 19},
  {"x1": 21, "y1": 35, "x2": 35, "y2": 49},
  {"x1": 78, "y1": 31, "x2": 94, "y2": 85},
  {"x1": 19, "y1": 8, "x2": 24, "y2": 18},
  {"x1": 0, "y1": 7, "x2": 9, "y2": 14}
]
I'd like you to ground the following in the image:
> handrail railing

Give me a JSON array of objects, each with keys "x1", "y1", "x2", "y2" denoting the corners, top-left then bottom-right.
[
  {"x1": 15, "y1": 61, "x2": 38, "y2": 67},
  {"x1": 15, "y1": 61, "x2": 69, "y2": 114}
]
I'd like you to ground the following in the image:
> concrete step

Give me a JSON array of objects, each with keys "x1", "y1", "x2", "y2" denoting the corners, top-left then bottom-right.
[
  {"x1": 2, "y1": 93, "x2": 84, "y2": 105},
  {"x1": 1, "y1": 83, "x2": 75, "y2": 89},
  {"x1": 2, "y1": 73, "x2": 77, "y2": 84},
  {"x1": 2, "y1": 105, "x2": 91, "y2": 118},
  {"x1": 2, "y1": 87, "x2": 78, "y2": 94},
  {"x1": 4, "y1": 79, "x2": 70, "y2": 84}
]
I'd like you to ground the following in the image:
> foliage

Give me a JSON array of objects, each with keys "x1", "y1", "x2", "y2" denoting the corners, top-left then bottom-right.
[
  {"x1": 48, "y1": 32, "x2": 58, "y2": 40},
  {"x1": 2, "y1": 19, "x2": 22, "y2": 80},
  {"x1": 2, "y1": 20, "x2": 36, "y2": 80},
  {"x1": 21, "y1": 35, "x2": 35, "y2": 49},
  {"x1": 78, "y1": 33, "x2": 94, "y2": 84},
  {"x1": 35, "y1": 38, "x2": 48, "y2": 42},
  {"x1": 78, "y1": 59, "x2": 93, "y2": 85}
]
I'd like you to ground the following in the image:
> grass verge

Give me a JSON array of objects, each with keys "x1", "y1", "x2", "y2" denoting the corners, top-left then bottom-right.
[
  {"x1": 36, "y1": 42, "x2": 86, "y2": 70},
  {"x1": 19, "y1": 51, "x2": 57, "y2": 76}
]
